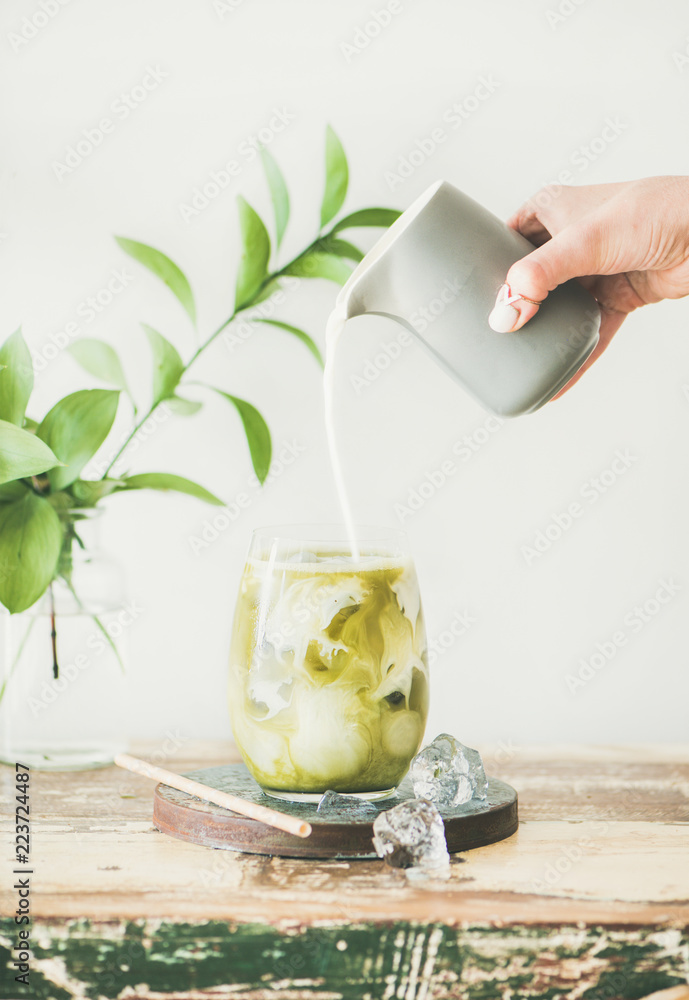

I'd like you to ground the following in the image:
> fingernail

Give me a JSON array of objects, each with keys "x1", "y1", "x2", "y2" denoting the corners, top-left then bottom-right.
[{"x1": 488, "y1": 284, "x2": 520, "y2": 333}]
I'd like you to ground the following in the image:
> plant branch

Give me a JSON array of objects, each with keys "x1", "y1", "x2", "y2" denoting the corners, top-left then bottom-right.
[
  {"x1": 49, "y1": 582, "x2": 59, "y2": 679},
  {"x1": 101, "y1": 225, "x2": 340, "y2": 479},
  {"x1": 18, "y1": 476, "x2": 46, "y2": 497}
]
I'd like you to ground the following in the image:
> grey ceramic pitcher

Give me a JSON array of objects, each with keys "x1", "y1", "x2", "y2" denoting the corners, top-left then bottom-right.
[{"x1": 334, "y1": 180, "x2": 600, "y2": 416}]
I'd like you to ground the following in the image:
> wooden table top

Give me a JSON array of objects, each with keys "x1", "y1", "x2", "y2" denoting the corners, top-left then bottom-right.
[{"x1": 3, "y1": 741, "x2": 687, "y2": 928}]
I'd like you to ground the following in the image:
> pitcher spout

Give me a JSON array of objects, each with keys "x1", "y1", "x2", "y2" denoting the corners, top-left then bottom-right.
[{"x1": 335, "y1": 179, "x2": 447, "y2": 324}]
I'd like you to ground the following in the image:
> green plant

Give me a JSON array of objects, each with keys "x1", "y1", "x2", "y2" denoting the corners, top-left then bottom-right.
[{"x1": 0, "y1": 127, "x2": 400, "y2": 676}]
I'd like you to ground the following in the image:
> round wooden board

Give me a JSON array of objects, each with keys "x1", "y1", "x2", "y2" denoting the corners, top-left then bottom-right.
[{"x1": 153, "y1": 764, "x2": 518, "y2": 859}]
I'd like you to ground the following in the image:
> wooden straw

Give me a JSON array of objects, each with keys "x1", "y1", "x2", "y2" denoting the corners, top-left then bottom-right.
[{"x1": 114, "y1": 753, "x2": 312, "y2": 839}]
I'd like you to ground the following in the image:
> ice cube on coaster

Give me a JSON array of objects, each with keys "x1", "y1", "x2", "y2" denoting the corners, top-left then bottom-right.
[
  {"x1": 410, "y1": 733, "x2": 488, "y2": 807},
  {"x1": 372, "y1": 799, "x2": 450, "y2": 870},
  {"x1": 317, "y1": 789, "x2": 379, "y2": 819}
]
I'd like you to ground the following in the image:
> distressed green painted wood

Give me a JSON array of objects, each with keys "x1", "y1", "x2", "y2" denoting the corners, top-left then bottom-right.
[{"x1": 1, "y1": 919, "x2": 688, "y2": 1000}]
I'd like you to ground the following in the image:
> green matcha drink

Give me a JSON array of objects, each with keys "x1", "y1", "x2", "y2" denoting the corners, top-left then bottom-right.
[{"x1": 228, "y1": 530, "x2": 428, "y2": 800}]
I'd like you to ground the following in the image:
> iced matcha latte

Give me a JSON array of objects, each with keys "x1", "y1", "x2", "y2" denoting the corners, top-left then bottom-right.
[{"x1": 228, "y1": 528, "x2": 428, "y2": 800}]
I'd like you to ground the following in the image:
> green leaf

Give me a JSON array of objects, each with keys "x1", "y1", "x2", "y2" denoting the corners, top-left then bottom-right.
[
  {"x1": 67, "y1": 339, "x2": 129, "y2": 392},
  {"x1": 119, "y1": 472, "x2": 223, "y2": 506},
  {"x1": 255, "y1": 319, "x2": 323, "y2": 368},
  {"x1": 36, "y1": 389, "x2": 120, "y2": 491},
  {"x1": 68, "y1": 478, "x2": 125, "y2": 506},
  {"x1": 166, "y1": 394, "x2": 203, "y2": 416},
  {"x1": 332, "y1": 207, "x2": 402, "y2": 233},
  {"x1": 234, "y1": 197, "x2": 271, "y2": 310},
  {"x1": 115, "y1": 236, "x2": 196, "y2": 326},
  {"x1": 90, "y1": 611, "x2": 125, "y2": 672},
  {"x1": 0, "y1": 492, "x2": 63, "y2": 613},
  {"x1": 317, "y1": 237, "x2": 364, "y2": 262},
  {"x1": 60, "y1": 573, "x2": 125, "y2": 672},
  {"x1": 251, "y1": 278, "x2": 283, "y2": 305},
  {"x1": 320, "y1": 126, "x2": 348, "y2": 229},
  {"x1": 0, "y1": 329, "x2": 33, "y2": 426},
  {"x1": 0, "y1": 616, "x2": 37, "y2": 702},
  {"x1": 143, "y1": 325, "x2": 185, "y2": 405},
  {"x1": 0, "y1": 480, "x2": 28, "y2": 503},
  {"x1": 284, "y1": 251, "x2": 353, "y2": 286},
  {"x1": 0, "y1": 419, "x2": 62, "y2": 486},
  {"x1": 209, "y1": 388, "x2": 271, "y2": 484},
  {"x1": 261, "y1": 148, "x2": 289, "y2": 248},
  {"x1": 47, "y1": 492, "x2": 74, "y2": 514}
]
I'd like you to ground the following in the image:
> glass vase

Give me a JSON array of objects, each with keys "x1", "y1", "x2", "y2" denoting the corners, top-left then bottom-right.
[{"x1": 0, "y1": 508, "x2": 129, "y2": 770}]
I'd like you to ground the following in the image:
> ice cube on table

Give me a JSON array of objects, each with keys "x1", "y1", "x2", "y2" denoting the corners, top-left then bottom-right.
[
  {"x1": 372, "y1": 799, "x2": 450, "y2": 871},
  {"x1": 410, "y1": 733, "x2": 488, "y2": 808},
  {"x1": 316, "y1": 789, "x2": 379, "y2": 819}
]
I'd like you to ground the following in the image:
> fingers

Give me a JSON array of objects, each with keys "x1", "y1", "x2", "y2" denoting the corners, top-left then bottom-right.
[
  {"x1": 487, "y1": 283, "x2": 544, "y2": 333},
  {"x1": 507, "y1": 209, "x2": 551, "y2": 247},
  {"x1": 492, "y1": 182, "x2": 632, "y2": 333},
  {"x1": 488, "y1": 221, "x2": 608, "y2": 332},
  {"x1": 507, "y1": 181, "x2": 627, "y2": 245}
]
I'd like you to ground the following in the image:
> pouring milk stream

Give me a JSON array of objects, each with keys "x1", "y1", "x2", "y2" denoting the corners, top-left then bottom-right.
[
  {"x1": 323, "y1": 180, "x2": 601, "y2": 554},
  {"x1": 324, "y1": 305, "x2": 359, "y2": 557}
]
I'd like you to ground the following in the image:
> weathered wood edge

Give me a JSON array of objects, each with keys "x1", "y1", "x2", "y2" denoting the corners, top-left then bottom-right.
[{"x1": 9, "y1": 889, "x2": 689, "y2": 928}]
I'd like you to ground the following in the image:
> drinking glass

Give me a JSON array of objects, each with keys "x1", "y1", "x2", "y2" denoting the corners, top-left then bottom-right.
[{"x1": 228, "y1": 525, "x2": 429, "y2": 801}]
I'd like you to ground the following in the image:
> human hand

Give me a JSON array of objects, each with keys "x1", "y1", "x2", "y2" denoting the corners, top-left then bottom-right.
[{"x1": 488, "y1": 176, "x2": 689, "y2": 391}]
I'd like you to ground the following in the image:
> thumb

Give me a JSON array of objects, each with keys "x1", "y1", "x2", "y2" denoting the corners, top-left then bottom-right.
[{"x1": 488, "y1": 223, "x2": 601, "y2": 333}]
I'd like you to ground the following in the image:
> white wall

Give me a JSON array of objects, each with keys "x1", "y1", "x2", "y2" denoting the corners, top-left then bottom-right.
[{"x1": 3, "y1": 0, "x2": 689, "y2": 745}]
